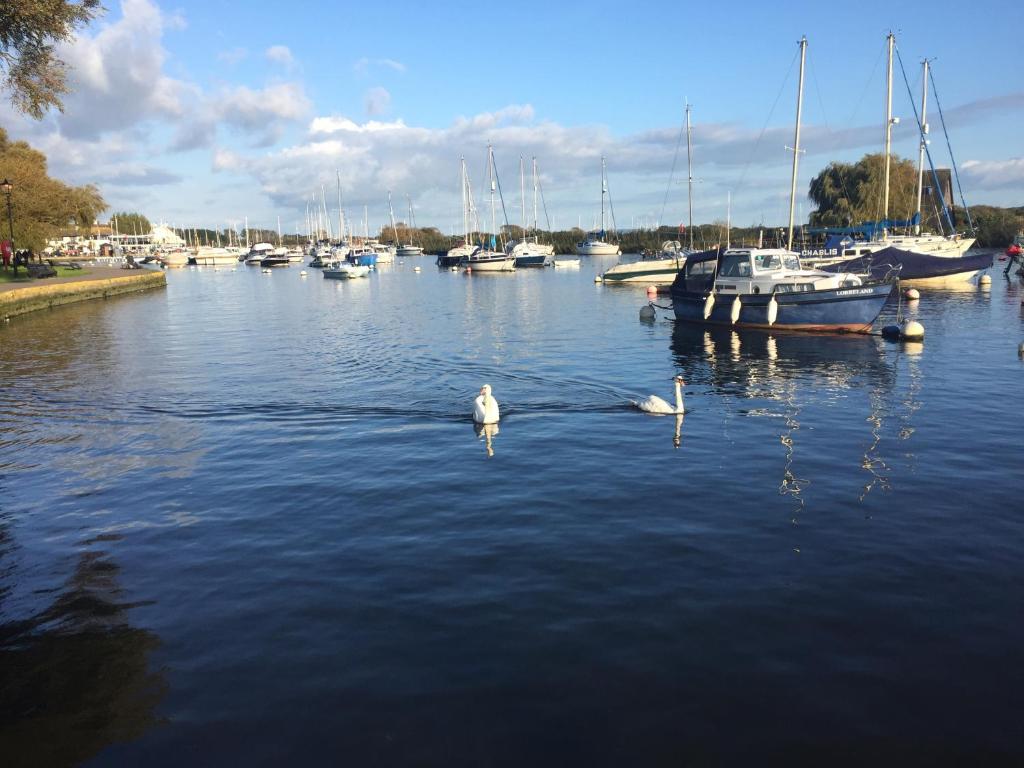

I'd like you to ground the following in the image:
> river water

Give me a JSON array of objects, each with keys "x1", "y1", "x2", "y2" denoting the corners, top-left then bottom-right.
[{"x1": 1, "y1": 255, "x2": 1022, "y2": 765}]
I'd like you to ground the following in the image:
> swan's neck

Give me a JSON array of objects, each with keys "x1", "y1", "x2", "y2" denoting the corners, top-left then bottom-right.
[{"x1": 674, "y1": 381, "x2": 684, "y2": 412}]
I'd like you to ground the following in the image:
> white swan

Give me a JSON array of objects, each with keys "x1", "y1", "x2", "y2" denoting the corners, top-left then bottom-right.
[
  {"x1": 473, "y1": 384, "x2": 500, "y2": 424},
  {"x1": 633, "y1": 375, "x2": 685, "y2": 415}
]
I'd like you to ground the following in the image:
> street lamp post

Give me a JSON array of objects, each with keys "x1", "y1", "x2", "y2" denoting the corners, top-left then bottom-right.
[{"x1": 1, "y1": 178, "x2": 12, "y2": 244}]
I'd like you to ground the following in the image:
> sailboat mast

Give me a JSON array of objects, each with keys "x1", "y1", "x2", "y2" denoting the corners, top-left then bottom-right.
[
  {"x1": 883, "y1": 31, "x2": 895, "y2": 231},
  {"x1": 787, "y1": 36, "x2": 807, "y2": 251},
  {"x1": 532, "y1": 157, "x2": 539, "y2": 232},
  {"x1": 600, "y1": 156, "x2": 607, "y2": 233},
  {"x1": 685, "y1": 102, "x2": 694, "y2": 251},
  {"x1": 519, "y1": 156, "x2": 526, "y2": 238},
  {"x1": 388, "y1": 191, "x2": 399, "y2": 244},
  {"x1": 488, "y1": 145, "x2": 497, "y2": 249},
  {"x1": 336, "y1": 171, "x2": 344, "y2": 242},
  {"x1": 914, "y1": 58, "x2": 930, "y2": 235},
  {"x1": 460, "y1": 157, "x2": 468, "y2": 244}
]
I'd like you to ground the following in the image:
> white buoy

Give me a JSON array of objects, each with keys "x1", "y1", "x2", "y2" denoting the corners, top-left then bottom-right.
[
  {"x1": 646, "y1": 285, "x2": 658, "y2": 298},
  {"x1": 730, "y1": 295, "x2": 741, "y2": 324},
  {"x1": 767, "y1": 293, "x2": 778, "y2": 326},
  {"x1": 639, "y1": 303, "x2": 656, "y2": 321},
  {"x1": 413, "y1": 266, "x2": 421, "y2": 272},
  {"x1": 300, "y1": 270, "x2": 307, "y2": 276},
  {"x1": 903, "y1": 287, "x2": 920, "y2": 300},
  {"x1": 979, "y1": 274, "x2": 992, "y2": 289},
  {"x1": 901, "y1": 320, "x2": 925, "y2": 340},
  {"x1": 703, "y1": 292, "x2": 715, "y2": 319},
  {"x1": 595, "y1": 275, "x2": 603, "y2": 283},
  {"x1": 450, "y1": 266, "x2": 457, "y2": 272}
]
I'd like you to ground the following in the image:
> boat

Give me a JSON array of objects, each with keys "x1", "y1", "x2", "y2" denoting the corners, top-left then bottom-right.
[
  {"x1": 822, "y1": 246, "x2": 993, "y2": 287},
  {"x1": 396, "y1": 195, "x2": 424, "y2": 257},
  {"x1": 509, "y1": 157, "x2": 555, "y2": 267},
  {"x1": 346, "y1": 244, "x2": 378, "y2": 267},
  {"x1": 670, "y1": 39, "x2": 894, "y2": 334},
  {"x1": 245, "y1": 242, "x2": 274, "y2": 265},
  {"x1": 260, "y1": 248, "x2": 290, "y2": 268},
  {"x1": 552, "y1": 258, "x2": 581, "y2": 268},
  {"x1": 192, "y1": 246, "x2": 238, "y2": 266},
  {"x1": 439, "y1": 158, "x2": 479, "y2": 268},
  {"x1": 323, "y1": 260, "x2": 369, "y2": 279},
  {"x1": 575, "y1": 156, "x2": 621, "y2": 256},
  {"x1": 601, "y1": 241, "x2": 687, "y2": 284},
  {"x1": 463, "y1": 145, "x2": 515, "y2": 272},
  {"x1": 802, "y1": 36, "x2": 978, "y2": 280}
]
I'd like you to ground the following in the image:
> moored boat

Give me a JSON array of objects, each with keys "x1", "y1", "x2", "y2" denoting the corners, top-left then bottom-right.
[
  {"x1": 670, "y1": 247, "x2": 894, "y2": 333},
  {"x1": 601, "y1": 241, "x2": 687, "y2": 284},
  {"x1": 323, "y1": 260, "x2": 370, "y2": 279}
]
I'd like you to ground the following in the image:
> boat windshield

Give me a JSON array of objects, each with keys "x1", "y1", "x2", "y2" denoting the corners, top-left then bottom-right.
[
  {"x1": 754, "y1": 253, "x2": 783, "y2": 271},
  {"x1": 717, "y1": 253, "x2": 751, "y2": 277}
]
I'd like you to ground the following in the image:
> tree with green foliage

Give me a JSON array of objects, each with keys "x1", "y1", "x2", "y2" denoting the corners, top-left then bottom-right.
[
  {"x1": 0, "y1": 0, "x2": 102, "y2": 119},
  {"x1": 111, "y1": 212, "x2": 151, "y2": 236},
  {"x1": 809, "y1": 153, "x2": 919, "y2": 228},
  {"x1": 0, "y1": 126, "x2": 106, "y2": 250}
]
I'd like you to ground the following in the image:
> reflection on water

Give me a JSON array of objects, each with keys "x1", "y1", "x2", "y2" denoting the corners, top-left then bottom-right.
[
  {"x1": 0, "y1": 530, "x2": 165, "y2": 766},
  {"x1": 474, "y1": 421, "x2": 499, "y2": 457}
]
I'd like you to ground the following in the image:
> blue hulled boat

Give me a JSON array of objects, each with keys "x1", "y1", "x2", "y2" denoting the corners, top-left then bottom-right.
[{"x1": 670, "y1": 248, "x2": 895, "y2": 333}]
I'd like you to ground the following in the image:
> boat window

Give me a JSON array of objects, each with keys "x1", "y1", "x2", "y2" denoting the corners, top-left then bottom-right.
[
  {"x1": 844, "y1": 249, "x2": 856, "y2": 256},
  {"x1": 783, "y1": 255, "x2": 801, "y2": 270},
  {"x1": 717, "y1": 254, "x2": 750, "y2": 277},
  {"x1": 687, "y1": 260, "x2": 716, "y2": 276},
  {"x1": 754, "y1": 253, "x2": 782, "y2": 271}
]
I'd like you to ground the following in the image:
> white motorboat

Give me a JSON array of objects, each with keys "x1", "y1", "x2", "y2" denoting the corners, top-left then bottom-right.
[
  {"x1": 323, "y1": 260, "x2": 370, "y2": 279},
  {"x1": 245, "y1": 242, "x2": 275, "y2": 265},
  {"x1": 601, "y1": 241, "x2": 688, "y2": 284},
  {"x1": 553, "y1": 258, "x2": 581, "y2": 268},
  {"x1": 193, "y1": 247, "x2": 239, "y2": 266}
]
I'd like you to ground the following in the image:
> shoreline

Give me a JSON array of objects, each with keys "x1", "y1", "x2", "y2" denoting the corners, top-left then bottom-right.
[{"x1": 0, "y1": 268, "x2": 166, "y2": 320}]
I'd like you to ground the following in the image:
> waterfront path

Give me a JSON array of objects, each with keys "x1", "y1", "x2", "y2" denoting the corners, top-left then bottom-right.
[{"x1": 0, "y1": 267, "x2": 166, "y2": 318}]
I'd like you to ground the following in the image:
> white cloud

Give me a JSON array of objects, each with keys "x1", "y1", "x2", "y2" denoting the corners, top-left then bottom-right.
[
  {"x1": 961, "y1": 158, "x2": 1024, "y2": 190},
  {"x1": 265, "y1": 45, "x2": 295, "y2": 68},
  {"x1": 364, "y1": 87, "x2": 391, "y2": 116},
  {"x1": 353, "y1": 58, "x2": 406, "y2": 75}
]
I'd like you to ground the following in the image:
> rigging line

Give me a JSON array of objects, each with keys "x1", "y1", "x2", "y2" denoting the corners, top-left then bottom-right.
[
  {"x1": 492, "y1": 157, "x2": 512, "y2": 241},
  {"x1": 894, "y1": 46, "x2": 955, "y2": 234},
  {"x1": 537, "y1": 176, "x2": 553, "y2": 231},
  {"x1": 928, "y1": 66, "x2": 975, "y2": 234},
  {"x1": 658, "y1": 107, "x2": 688, "y2": 227},
  {"x1": 735, "y1": 45, "x2": 800, "y2": 193}
]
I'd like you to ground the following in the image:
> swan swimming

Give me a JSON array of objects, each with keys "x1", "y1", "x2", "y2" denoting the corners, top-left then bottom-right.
[
  {"x1": 633, "y1": 375, "x2": 685, "y2": 415},
  {"x1": 473, "y1": 384, "x2": 500, "y2": 424}
]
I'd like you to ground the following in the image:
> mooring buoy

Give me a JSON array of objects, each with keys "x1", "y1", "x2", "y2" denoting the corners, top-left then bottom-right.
[
  {"x1": 979, "y1": 274, "x2": 992, "y2": 287},
  {"x1": 639, "y1": 303, "x2": 656, "y2": 321},
  {"x1": 903, "y1": 287, "x2": 920, "y2": 300},
  {"x1": 882, "y1": 320, "x2": 925, "y2": 342}
]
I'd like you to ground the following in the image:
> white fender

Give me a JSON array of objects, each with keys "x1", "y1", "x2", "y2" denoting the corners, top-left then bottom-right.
[
  {"x1": 703, "y1": 292, "x2": 716, "y2": 319},
  {"x1": 767, "y1": 293, "x2": 778, "y2": 326},
  {"x1": 730, "y1": 295, "x2": 742, "y2": 324}
]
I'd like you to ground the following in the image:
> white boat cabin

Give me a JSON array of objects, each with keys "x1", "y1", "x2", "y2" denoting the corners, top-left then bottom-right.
[{"x1": 712, "y1": 248, "x2": 863, "y2": 295}]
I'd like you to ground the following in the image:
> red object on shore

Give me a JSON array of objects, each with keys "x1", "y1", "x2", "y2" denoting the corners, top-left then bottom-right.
[{"x1": 1005, "y1": 243, "x2": 1022, "y2": 260}]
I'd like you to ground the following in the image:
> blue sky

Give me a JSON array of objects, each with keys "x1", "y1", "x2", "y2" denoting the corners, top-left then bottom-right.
[{"x1": 3, "y1": 0, "x2": 1022, "y2": 234}]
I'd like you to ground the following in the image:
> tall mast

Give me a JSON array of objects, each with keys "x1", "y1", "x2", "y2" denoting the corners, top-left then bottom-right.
[
  {"x1": 685, "y1": 102, "x2": 694, "y2": 251},
  {"x1": 460, "y1": 157, "x2": 468, "y2": 244},
  {"x1": 532, "y1": 157, "x2": 539, "y2": 232},
  {"x1": 388, "y1": 191, "x2": 399, "y2": 244},
  {"x1": 336, "y1": 170, "x2": 344, "y2": 242},
  {"x1": 914, "y1": 58, "x2": 930, "y2": 235},
  {"x1": 277, "y1": 216, "x2": 282, "y2": 246},
  {"x1": 883, "y1": 31, "x2": 895, "y2": 232},
  {"x1": 600, "y1": 155, "x2": 607, "y2": 233},
  {"x1": 488, "y1": 144, "x2": 497, "y2": 249},
  {"x1": 519, "y1": 155, "x2": 526, "y2": 238},
  {"x1": 787, "y1": 36, "x2": 807, "y2": 251}
]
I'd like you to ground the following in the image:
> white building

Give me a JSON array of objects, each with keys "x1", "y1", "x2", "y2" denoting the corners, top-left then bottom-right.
[{"x1": 150, "y1": 224, "x2": 185, "y2": 247}]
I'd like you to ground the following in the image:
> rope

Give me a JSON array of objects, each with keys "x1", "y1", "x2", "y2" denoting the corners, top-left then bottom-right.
[
  {"x1": 895, "y1": 46, "x2": 955, "y2": 235},
  {"x1": 658, "y1": 108, "x2": 688, "y2": 227},
  {"x1": 735, "y1": 46, "x2": 799, "y2": 194},
  {"x1": 928, "y1": 66, "x2": 975, "y2": 234}
]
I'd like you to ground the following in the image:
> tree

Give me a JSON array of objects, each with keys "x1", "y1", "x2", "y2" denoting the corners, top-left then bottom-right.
[
  {"x1": 808, "y1": 153, "x2": 918, "y2": 228},
  {"x1": 0, "y1": 126, "x2": 106, "y2": 250},
  {"x1": 110, "y1": 212, "x2": 151, "y2": 236},
  {"x1": 0, "y1": 0, "x2": 102, "y2": 119}
]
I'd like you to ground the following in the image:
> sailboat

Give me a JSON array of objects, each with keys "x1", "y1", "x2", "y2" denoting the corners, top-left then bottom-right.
[
  {"x1": 575, "y1": 156, "x2": 621, "y2": 256},
  {"x1": 439, "y1": 157, "x2": 478, "y2": 268},
  {"x1": 396, "y1": 195, "x2": 424, "y2": 257},
  {"x1": 602, "y1": 104, "x2": 697, "y2": 284},
  {"x1": 463, "y1": 145, "x2": 516, "y2": 272},
  {"x1": 508, "y1": 156, "x2": 555, "y2": 267},
  {"x1": 804, "y1": 34, "x2": 990, "y2": 285},
  {"x1": 671, "y1": 37, "x2": 895, "y2": 333}
]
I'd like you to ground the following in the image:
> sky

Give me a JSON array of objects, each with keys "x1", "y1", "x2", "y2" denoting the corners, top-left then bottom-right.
[{"x1": 2, "y1": 0, "x2": 1022, "y2": 235}]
